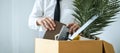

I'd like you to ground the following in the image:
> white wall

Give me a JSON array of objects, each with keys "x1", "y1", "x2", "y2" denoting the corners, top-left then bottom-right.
[
  {"x1": 12, "y1": 0, "x2": 39, "y2": 53},
  {"x1": 0, "y1": 0, "x2": 39, "y2": 53},
  {"x1": 0, "y1": 0, "x2": 12, "y2": 53},
  {"x1": 0, "y1": 0, "x2": 120, "y2": 53}
]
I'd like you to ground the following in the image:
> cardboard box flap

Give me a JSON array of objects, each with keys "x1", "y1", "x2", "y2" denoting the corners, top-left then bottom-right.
[
  {"x1": 102, "y1": 41, "x2": 115, "y2": 53},
  {"x1": 59, "y1": 40, "x2": 103, "y2": 53},
  {"x1": 35, "y1": 39, "x2": 59, "y2": 53}
]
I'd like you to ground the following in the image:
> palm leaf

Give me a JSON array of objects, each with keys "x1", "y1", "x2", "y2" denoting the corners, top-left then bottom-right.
[{"x1": 73, "y1": 0, "x2": 120, "y2": 38}]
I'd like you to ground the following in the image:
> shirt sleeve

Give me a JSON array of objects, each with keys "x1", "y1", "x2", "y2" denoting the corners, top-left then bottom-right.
[{"x1": 28, "y1": 0, "x2": 44, "y2": 31}]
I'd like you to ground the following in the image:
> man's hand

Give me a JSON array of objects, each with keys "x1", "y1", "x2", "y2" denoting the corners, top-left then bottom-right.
[
  {"x1": 36, "y1": 17, "x2": 56, "y2": 31},
  {"x1": 67, "y1": 23, "x2": 80, "y2": 34}
]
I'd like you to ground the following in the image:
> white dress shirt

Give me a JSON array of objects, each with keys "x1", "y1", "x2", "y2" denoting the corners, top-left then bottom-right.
[{"x1": 28, "y1": 0, "x2": 77, "y2": 38}]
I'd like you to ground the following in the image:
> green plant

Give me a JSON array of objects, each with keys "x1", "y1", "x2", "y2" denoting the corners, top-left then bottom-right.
[{"x1": 73, "y1": 0, "x2": 120, "y2": 39}]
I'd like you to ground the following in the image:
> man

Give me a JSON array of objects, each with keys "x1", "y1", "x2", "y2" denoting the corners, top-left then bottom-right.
[{"x1": 28, "y1": 0, "x2": 80, "y2": 38}]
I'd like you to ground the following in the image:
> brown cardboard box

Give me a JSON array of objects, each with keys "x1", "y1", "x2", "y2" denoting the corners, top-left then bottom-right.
[{"x1": 35, "y1": 38, "x2": 114, "y2": 53}]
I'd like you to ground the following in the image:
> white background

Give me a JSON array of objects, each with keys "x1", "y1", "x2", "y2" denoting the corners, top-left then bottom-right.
[{"x1": 0, "y1": 0, "x2": 120, "y2": 53}]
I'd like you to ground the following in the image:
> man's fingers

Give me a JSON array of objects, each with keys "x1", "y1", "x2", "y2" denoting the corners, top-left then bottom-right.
[
  {"x1": 67, "y1": 23, "x2": 74, "y2": 28},
  {"x1": 69, "y1": 24, "x2": 76, "y2": 34},
  {"x1": 42, "y1": 20, "x2": 52, "y2": 30},
  {"x1": 37, "y1": 17, "x2": 56, "y2": 31},
  {"x1": 48, "y1": 18, "x2": 56, "y2": 27},
  {"x1": 45, "y1": 18, "x2": 55, "y2": 30},
  {"x1": 69, "y1": 23, "x2": 80, "y2": 34},
  {"x1": 41, "y1": 20, "x2": 48, "y2": 30},
  {"x1": 72, "y1": 26, "x2": 79, "y2": 33},
  {"x1": 42, "y1": 17, "x2": 56, "y2": 31}
]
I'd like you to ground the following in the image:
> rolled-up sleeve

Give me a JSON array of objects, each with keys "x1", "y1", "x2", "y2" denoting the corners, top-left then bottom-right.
[{"x1": 28, "y1": 0, "x2": 44, "y2": 31}]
